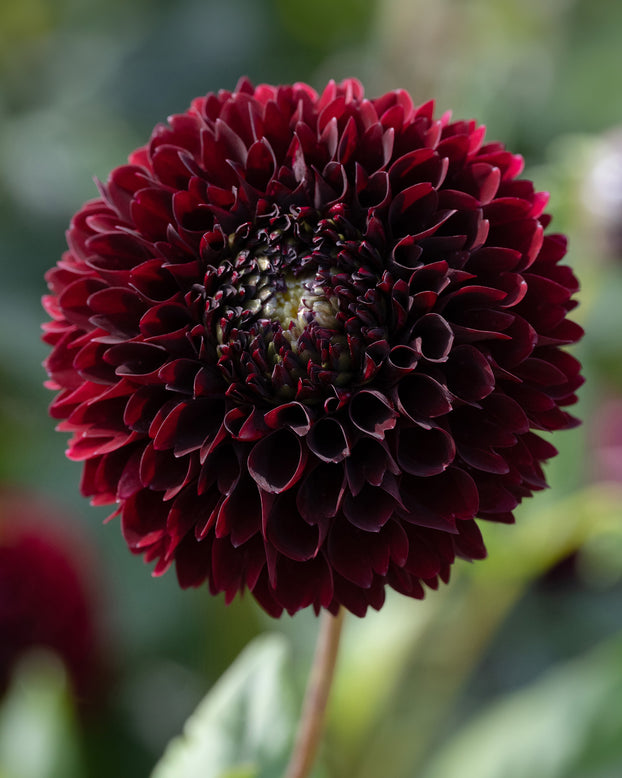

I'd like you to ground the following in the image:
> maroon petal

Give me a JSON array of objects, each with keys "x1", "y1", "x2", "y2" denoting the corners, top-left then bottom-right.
[
  {"x1": 458, "y1": 443, "x2": 510, "y2": 474},
  {"x1": 296, "y1": 463, "x2": 345, "y2": 524},
  {"x1": 121, "y1": 489, "x2": 168, "y2": 551},
  {"x1": 385, "y1": 344, "x2": 420, "y2": 378},
  {"x1": 248, "y1": 430, "x2": 307, "y2": 493},
  {"x1": 209, "y1": 535, "x2": 266, "y2": 600},
  {"x1": 445, "y1": 345, "x2": 495, "y2": 403},
  {"x1": 402, "y1": 524, "x2": 454, "y2": 579},
  {"x1": 307, "y1": 417, "x2": 350, "y2": 462},
  {"x1": 396, "y1": 373, "x2": 452, "y2": 423},
  {"x1": 215, "y1": 471, "x2": 262, "y2": 547},
  {"x1": 264, "y1": 401, "x2": 312, "y2": 435},
  {"x1": 349, "y1": 389, "x2": 397, "y2": 440},
  {"x1": 264, "y1": 489, "x2": 322, "y2": 561},
  {"x1": 453, "y1": 520, "x2": 487, "y2": 560},
  {"x1": 400, "y1": 467, "x2": 479, "y2": 529},
  {"x1": 327, "y1": 519, "x2": 375, "y2": 588},
  {"x1": 345, "y1": 437, "x2": 399, "y2": 496},
  {"x1": 343, "y1": 484, "x2": 396, "y2": 531},
  {"x1": 139, "y1": 442, "x2": 194, "y2": 493},
  {"x1": 269, "y1": 554, "x2": 335, "y2": 615},
  {"x1": 397, "y1": 424, "x2": 455, "y2": 476},
  {"x1": 153, "y1": 399, "x2": 225, "y2": 456},
  {"x1": 410, "y1": 313, "x2": 454, "y2": 362}
]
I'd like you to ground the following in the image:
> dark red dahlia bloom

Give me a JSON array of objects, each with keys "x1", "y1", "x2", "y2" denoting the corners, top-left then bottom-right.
[
  {"x1": 0, "y1": 491, "x2": 102, "y2": 700},
  {"x1": 42, "y1": 78, "x2": 583, "y2": 617}
]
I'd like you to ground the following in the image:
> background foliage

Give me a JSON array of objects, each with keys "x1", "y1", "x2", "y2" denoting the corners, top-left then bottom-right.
[{"x1": 1, "y1": 0, "x2": 621, "y2": 775}]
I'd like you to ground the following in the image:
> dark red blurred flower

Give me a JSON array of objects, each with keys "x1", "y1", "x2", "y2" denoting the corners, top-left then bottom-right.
[
  {"x1": 42, "y1": 78, "x2": 583, "y2": 617},
  {"x1": 0, "y1": 491, "x2": 102, "y2": 700}
]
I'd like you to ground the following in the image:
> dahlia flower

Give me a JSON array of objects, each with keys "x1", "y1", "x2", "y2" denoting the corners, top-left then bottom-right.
[
  {"x1": 43, "y1": 78, "x2": 583, "y2": 617},
  {"x1": 0, "y1": 491, "x2": 101, "y2": 699}
]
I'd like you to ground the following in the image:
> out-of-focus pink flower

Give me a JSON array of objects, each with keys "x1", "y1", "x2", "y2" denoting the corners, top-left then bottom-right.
[{"x1": 590, "y1": 397, "x2": 622, "y2": 483}]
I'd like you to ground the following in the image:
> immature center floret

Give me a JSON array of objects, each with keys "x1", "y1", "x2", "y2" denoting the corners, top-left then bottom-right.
[{"x1": 262, "y1": 271, "x2": 339, "y2": 339}]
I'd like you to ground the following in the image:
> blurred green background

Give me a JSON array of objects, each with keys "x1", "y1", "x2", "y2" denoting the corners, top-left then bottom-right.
[{"x1": 1, "y1": 0, "x2": 622, "y2": 776}]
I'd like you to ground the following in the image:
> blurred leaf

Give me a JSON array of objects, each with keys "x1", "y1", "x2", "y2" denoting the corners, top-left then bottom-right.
[
  {"x1": 579, "y1": 528, "x2": 622, "y2": 588},
  {"x1": 151, "y1": 632, "x2": 324, "y2": 778},
  {"x1": 329, "y1": 591, "x2": 440, "y2": 751},
  {"x1": 0, "y1": 651, "x2": 83, "y2": 778},
  {"x1": 421, "y1": 630, "x2": 622, "y2": 778},
  {"x1": 274, "y1": 0, "x2": 374, "y2": 51},
  {"x1": 345, "y1": 485, "x2": 622, "y2": 778},
  {"x1": 475, "y1": 484, "x2": 622, "y2": 584},
  {"x1": 219, "y1": 768, "x2": 257, "y2": 778},
  {"x1": 583, "y1": 269, "x2": 622, "y2": 390},
  {"x1": 0, "y1": 0, "x2": 55, "y2": 72}
]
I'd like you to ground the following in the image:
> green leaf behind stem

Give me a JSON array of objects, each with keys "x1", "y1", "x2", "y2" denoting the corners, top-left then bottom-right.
[{"x1": 152, "y1": 632, "x2": 325, "y2": 778}]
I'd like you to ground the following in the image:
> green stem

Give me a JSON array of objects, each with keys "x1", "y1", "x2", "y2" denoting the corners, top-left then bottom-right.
[{"x1": 285, "y1": 607, "x2": 346, "y2": 778}]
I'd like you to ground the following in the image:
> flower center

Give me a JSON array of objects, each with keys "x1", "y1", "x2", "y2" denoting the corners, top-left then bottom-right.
[
  {"x1": 261, "y1": 271, "x2": 339, "y2": 338},
  {"x1": 204, "y1": 211, "x2": 381, "y2": 404}
]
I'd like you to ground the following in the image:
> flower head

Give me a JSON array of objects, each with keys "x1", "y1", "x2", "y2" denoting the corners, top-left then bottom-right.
[
  {"x1": 43, "y1": 78, "x2": 583, "y2": 616},
  {"x1": 0, "y1": 491, "x2": 102, "y2": 700}
]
